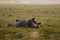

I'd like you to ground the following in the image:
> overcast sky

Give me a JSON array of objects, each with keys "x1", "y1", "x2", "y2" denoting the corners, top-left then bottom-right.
[{"x1": 0, "y1": 0, "x2": 60, "y2": 4}]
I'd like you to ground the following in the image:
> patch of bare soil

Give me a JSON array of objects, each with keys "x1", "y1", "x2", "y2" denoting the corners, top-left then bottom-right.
[{"x1": 30, "y1": 31, "x2": 39, "y2": 38}]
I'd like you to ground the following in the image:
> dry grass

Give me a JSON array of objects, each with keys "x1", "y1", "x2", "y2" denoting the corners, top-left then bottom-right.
[{"x1": 0, "y1": 4, "x2": 60, "y2": 40}]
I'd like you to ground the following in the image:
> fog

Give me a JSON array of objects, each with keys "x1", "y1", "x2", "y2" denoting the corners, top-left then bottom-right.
[{"x1": 0, "y1": 0, "x2": 60, "y2": 4}]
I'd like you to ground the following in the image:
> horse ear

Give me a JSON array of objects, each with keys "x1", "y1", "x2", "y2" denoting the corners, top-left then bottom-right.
[{"x1": 32, "y1": 18, "x2": 35, "y2": 20}]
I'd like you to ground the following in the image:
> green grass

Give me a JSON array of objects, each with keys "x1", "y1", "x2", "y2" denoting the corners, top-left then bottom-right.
[{"x1": 0, "y1": 4, "x2": 60, "y2": 40}]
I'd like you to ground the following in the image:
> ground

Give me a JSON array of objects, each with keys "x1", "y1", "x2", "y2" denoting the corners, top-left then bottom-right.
[{"x1": 0, "y1": 4, "x2": 60, "y2": 40}]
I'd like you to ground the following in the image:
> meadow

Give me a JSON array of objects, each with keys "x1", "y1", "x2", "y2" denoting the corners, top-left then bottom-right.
[{"x1": 0, "y1": 4, "x2": 60, "y2": 40}]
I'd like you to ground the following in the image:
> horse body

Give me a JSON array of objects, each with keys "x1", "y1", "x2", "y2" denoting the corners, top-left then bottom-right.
[
  {"x1": 8, "y1": 18, "x2": 41, "y2": 28},
  {"x1": 15, "y1": 20, "x2": 28, "y2": 27}
]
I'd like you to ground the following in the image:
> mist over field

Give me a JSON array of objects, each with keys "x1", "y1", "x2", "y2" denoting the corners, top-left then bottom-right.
[{"x1": 0, "y1": 0, "x2": 60, "y2": 4}]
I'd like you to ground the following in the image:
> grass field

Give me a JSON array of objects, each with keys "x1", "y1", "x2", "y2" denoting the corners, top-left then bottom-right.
[{"x1": 0, "y1": 4, "x2": 60, "y2": 40}]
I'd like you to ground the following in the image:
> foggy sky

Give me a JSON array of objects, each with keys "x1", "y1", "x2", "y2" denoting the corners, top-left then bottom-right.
[{"x1": 0, "y1": 0, "x2": 60, "y2": 4}]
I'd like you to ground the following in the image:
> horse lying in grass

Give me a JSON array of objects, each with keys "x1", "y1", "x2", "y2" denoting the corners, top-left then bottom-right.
[{"x1": 8, "y1": 18, "x2": 41, "y2": 28}]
